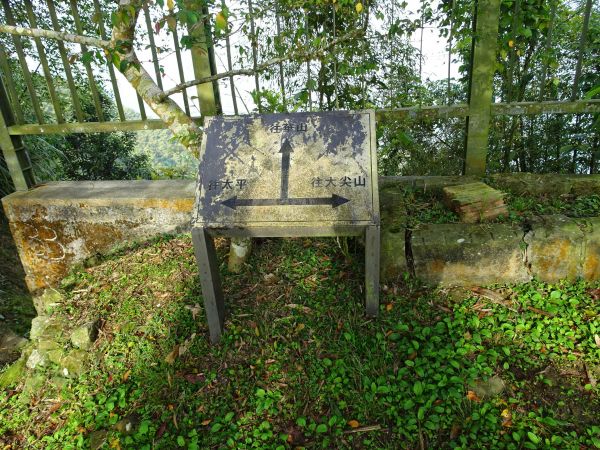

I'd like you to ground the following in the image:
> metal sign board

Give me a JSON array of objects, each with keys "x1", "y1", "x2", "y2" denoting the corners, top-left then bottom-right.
[
  {"x1": 193, "y1": 111, "x2": 378, "y2": 227},
  {"x1": 191, "y1": 111, "x2": 380, "y2": 344}
]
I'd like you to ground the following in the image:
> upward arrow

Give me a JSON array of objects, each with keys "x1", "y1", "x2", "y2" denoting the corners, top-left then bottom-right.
[{"x1": 279, "y1": 139, "x2": 293, "y2": 199}]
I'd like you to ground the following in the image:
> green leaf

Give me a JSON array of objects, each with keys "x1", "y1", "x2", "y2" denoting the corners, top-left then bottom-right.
[
  {"x1": 527, "y1": 431, "x2": 540, "y2": 444},
  {"x1": 296, "y1": 417, "x2": 307, "y2": 427},
  {"x1": 176, "y1": 435, "x2": 185, "y2": 447},
  {"x1": 413, "y1": 381, "x2": 423, "y2": 396},
  {"x1": 584, "y1": 85, "x2": 600, "y2": 99},
  {"x1": 316, "y1": 424, "x2": 328, "y2": 433},
  {"x1": 210, "y1": 423, "x2": 223, "y2": 433}
]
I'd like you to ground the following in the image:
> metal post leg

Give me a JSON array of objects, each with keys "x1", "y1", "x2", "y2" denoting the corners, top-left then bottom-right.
[
  {"x1": 192, "y1": 227, "x2": 225, "y2": 343},
  {"x1": 365, "y1": 224, "x2": 380, "y2": 316}
]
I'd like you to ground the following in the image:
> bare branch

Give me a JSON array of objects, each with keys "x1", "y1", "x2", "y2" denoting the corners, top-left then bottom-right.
[
  {"x1": 157, "y1": 29, "x2": 364, "y2": 101},
  {"x1": 0, "y1": 24, "x2": 110, "y2": 49}
]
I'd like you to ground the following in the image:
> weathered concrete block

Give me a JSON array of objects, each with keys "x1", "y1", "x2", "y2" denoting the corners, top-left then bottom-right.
[
  {"x1": 411, "y1": 223, "x2": 530, "y2": 286},
  {"x1": 380, "y1": 187, "x2": 409, "y2": 281},
  {"x1": 29, "y1": 315, "x2": 67, "y2": 341},
  {"x1": 70, "y1": 320, "x2": 99, "y2": 350},
  {"x1": 581, "y1": 218, "x2": 600, "y2": 280},
  {"x1": 380, "y1": 227, "x2": 408, "y2": 281},
  {"x1": 488, "y1": 173, "x2": 600, "y2": 196},
  {"x1": 525, "y1": 216, "x2": 600, "y2": 282},
  {"x1": 60, "y1": 349, "x2": 87, "y2": 377},
  {"x1": 524, "y1": 215, "x2": 585, "y2": 282},
  {"x1": 26, "y1": 349, "x2": 48, "y2": 369},
  {"x1": 1, "y1": 180, "x2": 195, "y2": 292},
  {"x1": 33, "y1": 288, "x2": 63, "y2": 315}
]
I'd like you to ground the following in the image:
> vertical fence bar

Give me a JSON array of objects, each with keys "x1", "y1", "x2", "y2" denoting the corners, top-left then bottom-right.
[
  {"x1": 93, "y1": 0, "x2": 125, "y2": 121},
  {"x1": 275, "y1": 8, "x2": 286, "y2": 110},
  {"x1": 464, "y1": 0, "x2": 502, "y2": 176},
  {"x1": 570, "y1": 0, "x2": 592, "y2": 101},
  {"x1": 247, "y1": 0, "x2": 262, "y2": 112},
  {"x1": 23, "y1": 0, "x2": 65, "y2": 124},
  {"x1": 1, "y1": 0, "x2": 44, "y2": 124},
  {"x1": 143, "y1": 1, "x2": 164, "y2": 91},
  {"x1": 69, "y1": 0, "x2": 104, "y2": 121},
  {"x1": 0, "y1": 76, "x2": 34, "y2": 191},
  {"x1": 333, "y1": 4, "x2": 339, "y2": 109},
  {"x1": 389, "y1": 2, "x2": 393, "y2": 107},
  {"x1": 46, "y1": 0, "x2": 84, "y2": 122},
  {"x1": 222, "y1": 0, "x2": 238, "y2": 115},
  {"x1": 537, "y1": 0, "x2": 556, "y2": 102},
  {"x1": 304, "y1": 10, "x2": 312, "y2": 111},
  {"x1": 137, "y1": 95, "x2": 147, "y2": 120},
  {"x1": 172, "y1": 27, "x2": 191, "y2": 116},
  {"x1": 188, "y1": 3, "x2": 218, "y2": 116},
  {"x1": 0, "y1": 45, "x2": 24, "y2": 124},
  {"x1": 204, "y1": 5, "x2": 222, "y2": 113},
  {"x1": 447, "y1": 0, "x2": 456, "y2": 104},
  {"x1": 506, "y1": 0, "x2": 520, "y2": 103}
]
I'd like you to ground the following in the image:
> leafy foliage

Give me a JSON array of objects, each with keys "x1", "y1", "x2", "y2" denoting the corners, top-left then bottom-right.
[{"x1": 0, "y1": 236, "x2": 598, "y2": 448}]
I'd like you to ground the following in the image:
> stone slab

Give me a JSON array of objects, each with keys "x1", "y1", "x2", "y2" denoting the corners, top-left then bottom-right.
[
  {"x1": 2, "y1": 180, "x2": 195, "y2": 292},
  {"x1": 412, "y1": 223, "x2": 531, "y2": 286},
  {"x1": 442, "y1": 182, "x2": 507, "y2": 223}
]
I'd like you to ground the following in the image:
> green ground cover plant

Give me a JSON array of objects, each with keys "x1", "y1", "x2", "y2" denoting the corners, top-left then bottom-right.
[
  {"x1": 0, "y1": 236, "x2": 598, "y2": 449},
  {"x1": 404, "y1": 189, "x2": 600, "y2": 225}
]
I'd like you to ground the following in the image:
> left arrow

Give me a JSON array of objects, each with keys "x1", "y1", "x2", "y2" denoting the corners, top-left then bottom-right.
[{"x1": 221, "y1": 194, "x2": 350, "y2": 210}]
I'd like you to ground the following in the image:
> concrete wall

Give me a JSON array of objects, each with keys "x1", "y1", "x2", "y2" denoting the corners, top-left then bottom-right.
[
  {"x1": 2, "y1": 177, "x2": 599, "y2": 292},
  {"x1": 2, "y1": 181, "x2": 195, "y2": 292}
]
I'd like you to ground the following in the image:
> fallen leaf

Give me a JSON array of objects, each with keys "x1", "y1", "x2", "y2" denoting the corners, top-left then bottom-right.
[
  {"x1": 594, "y1": 334, "x2": 600, "y2": 348},
  {"x1": 466, "y1": 390, "x2": 481, "y2": 402},
  {"x1": 201, "y1": 419, "x2": 212, "y2": 426},
  {"x1": 450, "y1": 423, "x2": 461, "y2": 439},
  {"x1": 347, "y1": 420, "x2": 359, "y2": 428},
  {"x1": 47, "y1": 402, "x2": 62, "y2": 415},
  {"x1": 155, "y1": 422, "x2": 167, "y2": 439},
  {"x1": 122, "y1": 370, "x2": 131, "y2": 382},
  {"x1": 386, "y1": 303, "x2": 394, "y2": 312},
  {"x1": 185, "y1": 304, "x2": 201, "y2": 320},
  {"x1": 183, "y1": 373, "x2": 206, "y2": 384},
  {"x1": 165, "y1": 345, "x2": 179, "y2": 364},
  {"x1": 295, "y1": 323, "x2": 305, "y2": 333}
]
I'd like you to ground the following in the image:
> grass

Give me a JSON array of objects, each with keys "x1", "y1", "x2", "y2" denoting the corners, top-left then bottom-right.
[{"x1": 0, "y1": 235, "x2": 599, "y2": 449}]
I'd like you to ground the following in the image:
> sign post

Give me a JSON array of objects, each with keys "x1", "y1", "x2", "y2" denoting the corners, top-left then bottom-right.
[{"x1": 192, "y1": 111, "x2": 380, "y2": 343}]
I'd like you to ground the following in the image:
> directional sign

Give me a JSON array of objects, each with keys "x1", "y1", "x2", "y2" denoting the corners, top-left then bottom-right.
[{"x1": 193, "y1": 111, "x2": 378, "y2": 227}]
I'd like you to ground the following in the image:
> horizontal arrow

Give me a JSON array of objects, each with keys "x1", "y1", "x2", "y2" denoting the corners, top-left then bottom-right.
[{"x1": 221, "y1": 194, "x2": 350, "y2": 210}]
